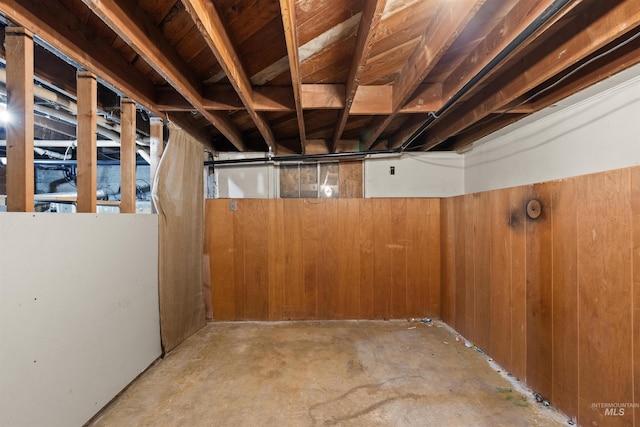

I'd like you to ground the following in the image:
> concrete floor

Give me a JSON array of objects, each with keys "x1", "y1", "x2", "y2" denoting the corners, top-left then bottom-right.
[{"x1": 90, "y1": 320, "x2": 569, "y2": 426}]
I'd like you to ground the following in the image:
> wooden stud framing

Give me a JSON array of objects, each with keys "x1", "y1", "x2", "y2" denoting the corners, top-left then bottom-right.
[
  {"x1": 120, "y1": 98, "x2": 137, "y2": 213},
  {"x1": 5, "y1": 27, "x2": 34, "y2": 212},
  {"x1": 76, "y1": 71, "x2": 97, "y2": 213},
  {"x1": 80, "y1": 0, "x2": 244, "y2": 150}
]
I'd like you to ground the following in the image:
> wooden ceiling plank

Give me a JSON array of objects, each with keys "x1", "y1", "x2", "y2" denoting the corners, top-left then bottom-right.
[
  {"x1": 363, "y1": 0, "x2": 486, "y2": 149},
  {"x1": 279, "y1": 0, "x2": 307, "y2": 152},
  {"x1": 80, "y1": 0, "x2": 242, "y2": 150},
  {"x1": 330, "y1": 0, "x2": 386, "y2": 152},
  {"x1": 181, "y1": 0, "x2": 275, "y2": 151},
  {"x1": 419, "y1": 0, "x2": 640, "y2": 151}
]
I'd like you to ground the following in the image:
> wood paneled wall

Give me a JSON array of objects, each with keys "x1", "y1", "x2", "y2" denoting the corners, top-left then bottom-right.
[
  {"x1": 205, "y1": 198, "x2": 440, "y2": 321},
  {"x1": 441, "y1": 168, "x2": 639, "y2": 427}
]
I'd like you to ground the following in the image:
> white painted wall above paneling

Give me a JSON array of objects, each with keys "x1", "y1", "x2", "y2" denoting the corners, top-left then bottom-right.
[{"x1": 464, "y1": 63, "x2": 640, "y2": 194}]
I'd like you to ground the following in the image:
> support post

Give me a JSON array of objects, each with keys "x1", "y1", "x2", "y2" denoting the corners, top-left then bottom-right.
[
  {"x1": 76, "y1": 71, "x2": 97, "y2": 213},
  {"x1": 120, "y1": 98, "x2": 137, "y2": 213},
  {"x1": 6, "y1": 27, "x2": 34, "y2": 212}
]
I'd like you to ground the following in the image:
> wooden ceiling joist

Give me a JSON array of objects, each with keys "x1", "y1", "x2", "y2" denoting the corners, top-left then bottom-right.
[
  {"x1": 181, "y1": 0, "x2": 275, "y2": 152},
  {"x1": 0, "y1": 0, "x2": 158, "y2": 114},
  {"x1": 330, "y1": 0, "x2": 386, "y2": 153},
  {"x1": 279, "y1": 0, "x2": 307, "y2": 153},
  {"x1": 363, "y1": 0, "x2": 486, "y2": 149},
  {"x1": 417, "y1": 0, "x2": 640, "y2": 151},
  {"x1": 81, "y1": 0, "x2": 244, "y2": 150},
  {"x1": 157, "y1": 83, "x2": 442, "y2": 114}
]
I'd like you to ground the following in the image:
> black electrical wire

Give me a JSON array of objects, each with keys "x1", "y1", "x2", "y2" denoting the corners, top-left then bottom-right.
[{"x1": 400, "y1": 0, "x2": 574, "y2": 152}]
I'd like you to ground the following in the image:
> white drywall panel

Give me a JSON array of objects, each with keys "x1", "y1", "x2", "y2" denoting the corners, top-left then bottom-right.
[
  {"x1": 216, "y1": 163, "x2": 276, "y2": 198},
  {"x1": 364, "y1": 152, "x2": 464, "y2": 197},
  {"x1": 0, "y1": 213, "x2": 161, "y2": 427},
  {"x1": 214, "y1": 152, "x2": 276, "y2": 198},
  {"x1": 465, "y1": 66, "x2": 640, "y2": 194}
]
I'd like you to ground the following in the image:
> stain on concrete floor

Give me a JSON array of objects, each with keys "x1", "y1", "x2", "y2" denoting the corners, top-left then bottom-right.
[{"x1": 90, "y1": 320, "x2": 568, "y2": 426}]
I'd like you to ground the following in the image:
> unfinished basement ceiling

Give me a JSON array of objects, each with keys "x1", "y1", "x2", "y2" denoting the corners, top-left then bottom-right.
[{"x1": 0, "y1": 0, "x2": 639, "y2": 156}]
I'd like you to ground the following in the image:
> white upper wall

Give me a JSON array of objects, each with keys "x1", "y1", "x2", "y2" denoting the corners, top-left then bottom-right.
[
  {"x1": 214, "y1": 152, "x2": 277, "y2": 198},
  {"x1": 464, "y1": 63, "x2": 640, "y2": 194},
  {"x1": 364, "y1": 152, "x2": 464, "y2": 197}
]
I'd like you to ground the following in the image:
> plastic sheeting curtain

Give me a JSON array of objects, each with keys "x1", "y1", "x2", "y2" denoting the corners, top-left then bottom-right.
[{"x1": 152, "y1": 123, "x2": 206, "y2": 352}]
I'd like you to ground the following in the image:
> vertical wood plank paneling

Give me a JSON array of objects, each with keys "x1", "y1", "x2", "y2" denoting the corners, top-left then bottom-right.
[
  {"x1": 302, "y1": 200, "x2": 319, "y2": 319},
  {"x1": 207, "y1": 200, "x2": 236, "y2": 320},
  {"x1": 474, "y1": 192, "x2": 492, "y2": 353},
  {"x1": 440, "y1": 198, "x2": 456, "y2": 324},
  {"x1": 233, "y1": 200, "x2": 247, "y2": 319},
  {"x1": 526, "y1": 183, "x2": 553, "y2": 399},
  {"x1": 241, "y1": 200, "x2": 270, "y2": 319},
  {"x1": 283, "y1": 200, "x2": 305, "y2": 319},
  {"x1": 509, "y1": 186, "x2": 527, "y2": 381},
  {"x1": 454, "y1": 196, "x2": 467, "y2": 334},
  {"x1": 577, "y1": 169, "x2": 633, "y2": 427},
  {"x1": 373, "y1": 199, "x2": 393, "y2": 319},
  {"x1": 338, "y1": 199, "x2": 361, "y2": 318},
  {"x1": 390, "y1": 199, "x2": 408, "y2": 318},
  {"x1": 490, "y1": 189, "x2": 511, "y2": 370},
  {"x1": 317, "y1": 199, "x2": 339, "y2": 318},
  {"x1": 464, "y1": 194, "x2": 476, "y2": 340},
  {"x1": 632, "y1": 167, "x2": 640, "y2": 426},
  {"x1": 268, "y1": 199, "x2": 286, "y2": 320},
  {"x1": 428, "y1": 199, "x2": 441, "y2": 316},
  {"x1": 406, "y1": 199, "x2": 429, "y2": 317},
  {"x1": 339, "y1": 161, "x2": 363, "y2": 198},
  {"x1": 550, "y1": 179, "x2": 579, "y2": 419},
  {"x1": 359, "y1": 199, "x2": 375, "y2": 319}
]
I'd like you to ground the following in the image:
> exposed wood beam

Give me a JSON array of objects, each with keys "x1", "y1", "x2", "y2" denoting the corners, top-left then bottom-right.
[
  {"x1": 5, "y1": 27, "x2": 34, "y2": 212},
  {"x1": 418, "y1": 0, "x2": 640, "y2": 151},
  {"x1": 330, "y1": 0, "x2": 386, "y2": 152},
  {"x1": 76, "y1": 71, "x2": 97, "y2": 213},
  {"x1": 448, "y1": 113, "x2": 528, "y2": 152},
  {"x1": 120, "y1": 98, "x2": 136, "y2": 213},
  {"x1": 181, "y1": 0, "x2": 275, "y2": 151},
  {"x1": 451, "y1": 30, "x2": 640, "y2": 152},
  {"x1": 157, "y1": 84, "x2": 441, "y2": 113},
  {"x1": 80, "y1": 0, "x2": 244, "y2": 150},
  {"x1": 279, "y1": 0, "x2": 306, "y2": 152},
  {"x1": 0, "y1": 0, "x2": 162, "y2": 118},
  {"x1": 363, "y1": 0, "x2": 486, "y2": 149},
  {"x1": 441, "y1": 0, "x2": 564, "y2": 105}
]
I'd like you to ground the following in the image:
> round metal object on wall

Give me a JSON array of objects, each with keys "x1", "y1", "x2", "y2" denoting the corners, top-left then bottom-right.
[{"x1": 526, "y1": 199, "x2": 542, "y2": 219}]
